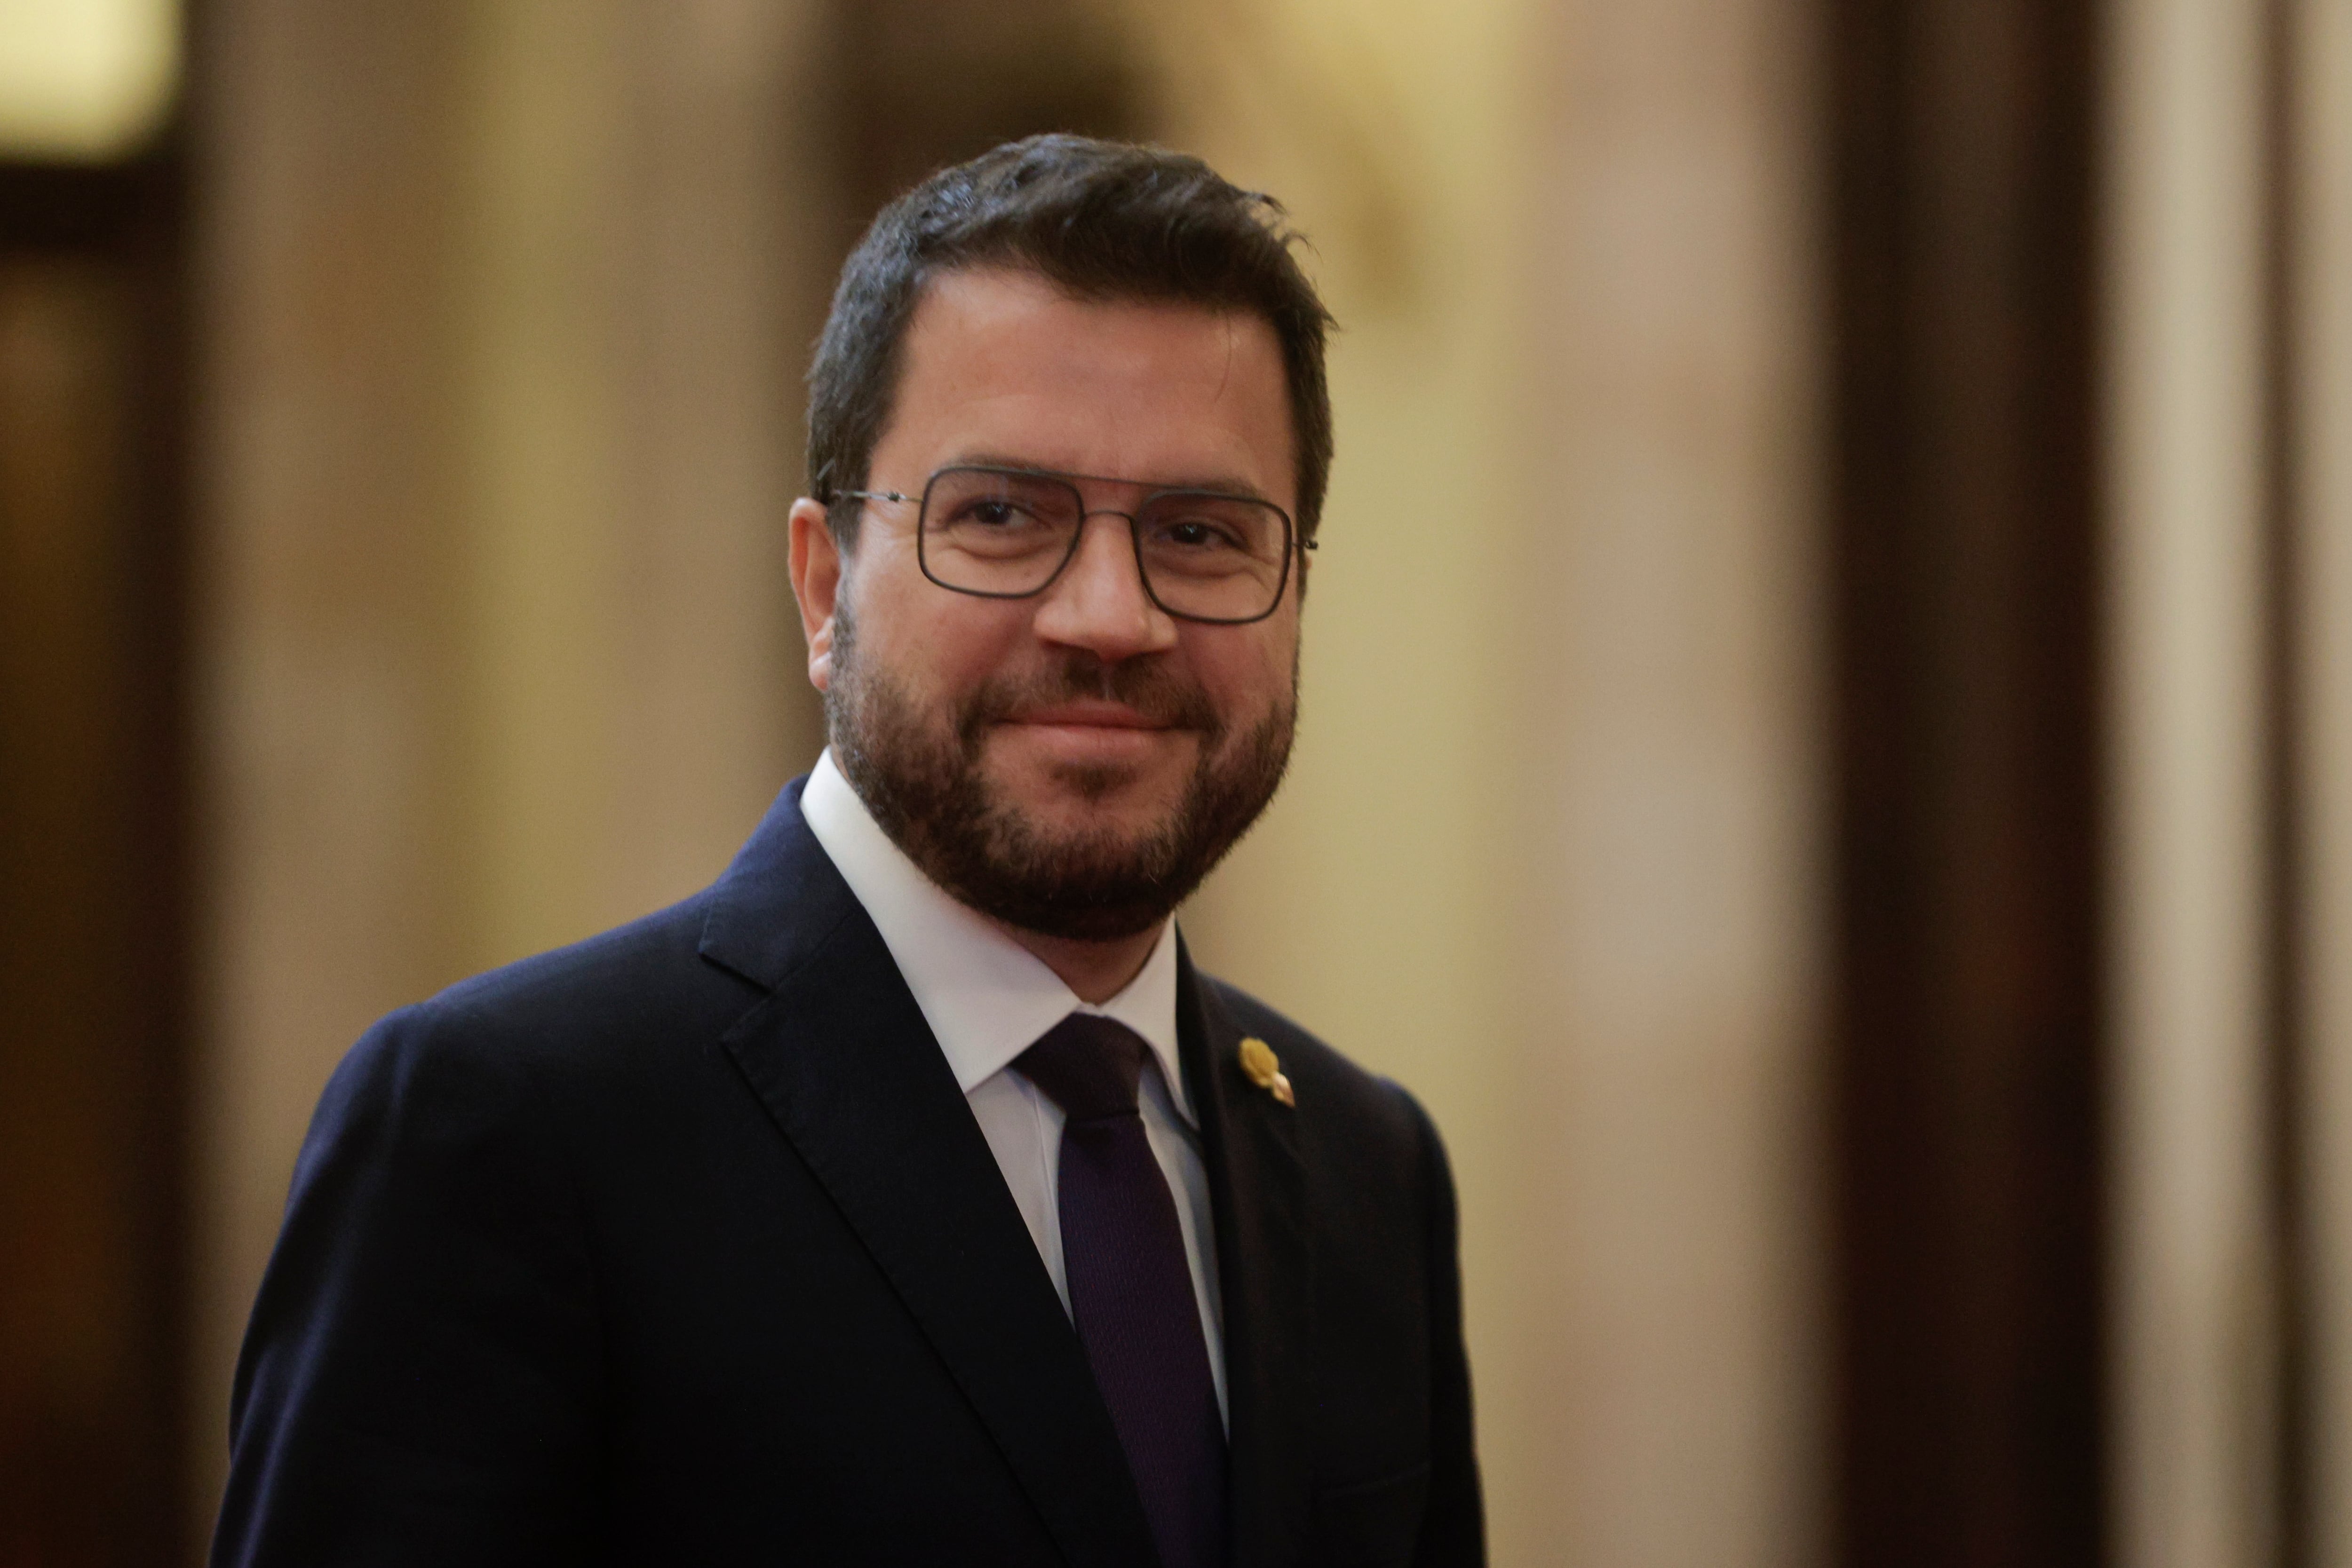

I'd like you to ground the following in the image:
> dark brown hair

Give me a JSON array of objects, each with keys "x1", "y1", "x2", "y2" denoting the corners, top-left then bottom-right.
[{"x1": 806, "y1": 135, "x2": 1336, "y2": 545}]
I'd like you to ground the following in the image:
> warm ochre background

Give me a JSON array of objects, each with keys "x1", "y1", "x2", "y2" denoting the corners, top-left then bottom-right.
[{"x1": 2, "y1": 1, "x2": 2349, "y2": 1565}]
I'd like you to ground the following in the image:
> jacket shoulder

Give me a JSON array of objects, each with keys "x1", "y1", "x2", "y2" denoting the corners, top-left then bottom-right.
[
  {"x1": 436, "y1": 891, "x2": 752, "y2": 1027},
  {"x1": 312, "y1": 891, "x2": 766, "y2": 1150}
]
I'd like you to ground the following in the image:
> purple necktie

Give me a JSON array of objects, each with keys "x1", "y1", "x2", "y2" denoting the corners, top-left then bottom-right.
[{"x1": 1017, "y1": 1014, "x2": 1227, "y2": 1568}]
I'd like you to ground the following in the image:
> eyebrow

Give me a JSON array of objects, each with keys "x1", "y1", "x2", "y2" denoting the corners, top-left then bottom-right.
[{"x1": 943, "y1": 453, "x2": 1277, "y2": 505}]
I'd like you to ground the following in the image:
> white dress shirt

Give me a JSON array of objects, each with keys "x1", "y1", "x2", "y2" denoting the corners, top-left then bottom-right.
[{"x1": 798, "y1": 750, "x2": 1227, "y2": 1420}]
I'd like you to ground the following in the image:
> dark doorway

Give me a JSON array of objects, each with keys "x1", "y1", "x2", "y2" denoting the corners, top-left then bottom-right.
[
  {"x1": 1824, "y1": 0, "x2": 2108, "y2": 1564},
  {"x1": 0, "y1": 143, "x2": 193, "y2": 1567}
]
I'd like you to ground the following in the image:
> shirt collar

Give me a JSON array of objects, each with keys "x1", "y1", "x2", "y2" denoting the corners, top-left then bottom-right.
[{"x1": 797, "y1": 749, "x2": 1190, "y2": 1123}]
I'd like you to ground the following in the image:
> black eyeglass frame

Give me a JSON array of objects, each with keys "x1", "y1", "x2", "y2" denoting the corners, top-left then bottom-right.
[{"x1": 834, "y1": 463, "x2": 1316, "y2": 627}]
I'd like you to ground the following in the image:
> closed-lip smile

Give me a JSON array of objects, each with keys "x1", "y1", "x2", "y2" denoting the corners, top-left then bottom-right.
[{"x1": 1006, "y1": 701, "x2": 1172, "y2": 729}]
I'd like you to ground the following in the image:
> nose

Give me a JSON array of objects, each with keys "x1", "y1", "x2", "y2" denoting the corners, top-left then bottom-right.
[{"x1": 1030, "y1": 511, "x2": 1179, "y2": 661}]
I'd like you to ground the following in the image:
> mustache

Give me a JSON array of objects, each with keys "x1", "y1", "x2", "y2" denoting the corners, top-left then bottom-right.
[{"x1": 960, "y1": 656, "x2": 1223, "y2": 739}]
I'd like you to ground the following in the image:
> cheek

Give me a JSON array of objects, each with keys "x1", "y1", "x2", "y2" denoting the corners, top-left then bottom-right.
[
  {"x1": 865, "y1": 592, "x2": 1036, "y2": 697},
  {"x1": 1196, "y1": 631, "x2": 1299, "y2": 722}
]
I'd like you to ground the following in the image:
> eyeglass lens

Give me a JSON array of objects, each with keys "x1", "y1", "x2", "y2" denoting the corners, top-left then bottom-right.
[{"x1": 918, "y1": 467, "x2": 1290, "y2": 622}]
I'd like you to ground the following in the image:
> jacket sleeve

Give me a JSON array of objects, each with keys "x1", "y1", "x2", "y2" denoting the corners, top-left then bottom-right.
[
  {"x1": 1406, "y1": 1092, "x2": 1486, "y2": 1568},
  {"x1": 210, "y1": 1002, "x2": 605, "y2": 1568}
]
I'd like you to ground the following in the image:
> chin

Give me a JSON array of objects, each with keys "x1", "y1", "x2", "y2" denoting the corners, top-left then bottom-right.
[
  {"x1": 1011, "y1": 782, "x2": 1185, "y2": 847},
  {"x1": 991, "y1": 747, "x2": 1189, "y2": 814}
]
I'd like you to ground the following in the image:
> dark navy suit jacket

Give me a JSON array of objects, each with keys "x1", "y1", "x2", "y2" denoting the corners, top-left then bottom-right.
[{"x1": 212, "y1": 779, "x2": 1483, "y2": 1567}]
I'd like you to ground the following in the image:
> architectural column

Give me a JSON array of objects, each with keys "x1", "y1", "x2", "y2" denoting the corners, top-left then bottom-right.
[
  {"x1": 189, "y1": 0, "x2": 820, "y2": 1535},
  {"x1": 1158, "y1": 0, "x2": 1828, "y2": 1559},
  {"x1": 1518, "y1": 5, "x2": 1826, "y2": 1565},
  {"x1": 2295, "y1": 0, "x2": 2352, "y2": 1560},
  {"x1": 2106, "y1": 0, "x2": 2274, "y2": 1562}
]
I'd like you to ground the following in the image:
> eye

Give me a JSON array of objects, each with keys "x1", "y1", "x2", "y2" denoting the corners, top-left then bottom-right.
[
  {"x1": 954, "y1": 498, "x2": 1031, "y2": 528},
  {"x1": 1151, "y1": 515, "x2": 1258, "y2": 559}
]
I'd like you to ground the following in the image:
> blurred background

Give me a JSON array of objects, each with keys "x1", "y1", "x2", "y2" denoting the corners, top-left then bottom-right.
[{"x1": 1, "y1": 0, "x2": 2347, "y2": 1563}]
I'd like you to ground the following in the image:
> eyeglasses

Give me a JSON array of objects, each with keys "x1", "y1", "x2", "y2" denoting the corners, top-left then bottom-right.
[{"x1": 836, "y1": 464, "x2": 1311, "y2": 626}]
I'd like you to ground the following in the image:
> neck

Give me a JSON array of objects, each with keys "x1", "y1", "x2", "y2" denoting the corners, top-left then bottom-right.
[{"x1": 995, "y1": 919, "x2": 1165, "y2": 1004}]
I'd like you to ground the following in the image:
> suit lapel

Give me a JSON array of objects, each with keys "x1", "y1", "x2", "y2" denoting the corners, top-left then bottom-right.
[
  {"x1": 701, "y1": 785, "x2": 1160, "y2": 1568},
  {"x1": 1178, "y1": 942, "x2": 1315, "y2": 1568}
]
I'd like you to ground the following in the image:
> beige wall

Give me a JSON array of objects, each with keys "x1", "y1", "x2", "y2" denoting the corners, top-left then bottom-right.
[
  {"x1": 451, "y1": 0, "x2": 825, "y2": 957},
  {"x1": 1148, "y1": 1, "x2": 1828, "y2": 1561}
]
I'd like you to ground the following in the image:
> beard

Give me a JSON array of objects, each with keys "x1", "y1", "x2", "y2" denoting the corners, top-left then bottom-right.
[{"x1": 824, "y1": 601, "x2": 1296, "y2": 941}]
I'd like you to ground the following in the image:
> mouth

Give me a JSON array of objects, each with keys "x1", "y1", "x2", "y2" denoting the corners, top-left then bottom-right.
[
  {"x1": 993, "y1": 700, "x2": 1193, "y2": 771},
  {"x1": 1004, "y1": 700, "x2": 1174, "y2": 731}
]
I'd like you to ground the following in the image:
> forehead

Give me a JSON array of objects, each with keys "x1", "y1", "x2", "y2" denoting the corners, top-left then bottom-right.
[{"x1": 878, "y1": 266, "x2": 1296, "y2": 506}]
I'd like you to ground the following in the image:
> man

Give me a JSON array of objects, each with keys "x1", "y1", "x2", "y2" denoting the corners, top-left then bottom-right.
[{"x1": 214, "y1": 135, "x2": 1482, "y2": 1567}]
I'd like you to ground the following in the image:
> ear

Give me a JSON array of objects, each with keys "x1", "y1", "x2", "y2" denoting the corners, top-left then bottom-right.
[{"x1": 788, "y1": 497, "x2": 845, "y2": 692}]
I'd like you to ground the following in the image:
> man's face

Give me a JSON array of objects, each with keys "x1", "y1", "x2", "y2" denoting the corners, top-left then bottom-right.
[{"x1": 789, "y1": 266, "x2": 1304, "y2": 940}]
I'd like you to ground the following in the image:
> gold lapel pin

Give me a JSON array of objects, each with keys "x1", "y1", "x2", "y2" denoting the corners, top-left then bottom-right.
[{"x1": 1238, "y1": 1037, "x2": 1295, "y2": 1108}]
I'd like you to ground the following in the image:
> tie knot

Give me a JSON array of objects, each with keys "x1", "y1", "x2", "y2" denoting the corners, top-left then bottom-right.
[{"x1": 1016, "y1": 1014, "x2": 1149, "y2": 1123}]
